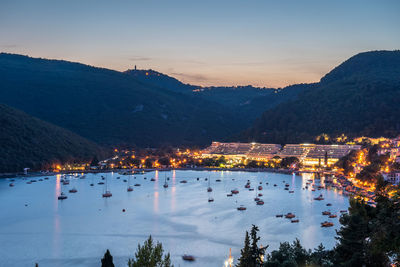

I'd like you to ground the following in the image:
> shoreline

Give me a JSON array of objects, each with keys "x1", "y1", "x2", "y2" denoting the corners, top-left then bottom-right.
[{"x1": 0, "y1": 167, "x2": 318, "y2": 179}]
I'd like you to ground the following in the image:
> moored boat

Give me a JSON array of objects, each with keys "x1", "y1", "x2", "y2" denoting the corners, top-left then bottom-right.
[
  {"x1": 237, "y1": 205, "x2": 246, "y2": 211},
  {"x1": 58, "y1": 192, "x2": 68, "y2": 200},
  {"x1": 69, "y1": 187, "x2": 77, "y2": 193},
  {"x1": 182, "y1": 255, "x2": 195, "y2": 261},
  {"x1": 102, "y1": 191, "x2": 112, "y2": 198},
  {"x1": 321, "y1": 221, "x2": 334, "y2": 227},
  {"x1": 314, "y1": 194, "x2": 324, "y2": 201},
  {"x1": 285, "y1": 213, "x2": 295, "y2": 219}
]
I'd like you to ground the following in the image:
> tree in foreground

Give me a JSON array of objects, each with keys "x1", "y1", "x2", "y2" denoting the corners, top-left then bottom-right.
[
  {"x1": 101, "y1": 249, "x2": 115, "y2": 267},
  {"x1": 237, "y1": 225, "x2": 267, "y2": 267},
  {"x1": 128, "y1": 235, "x2": 173, "y2": 267}
]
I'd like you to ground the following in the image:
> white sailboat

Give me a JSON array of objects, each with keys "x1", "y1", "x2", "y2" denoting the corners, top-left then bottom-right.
[
  {"x1": 163, "y1": 174, "x2": 168, "y2": 188},
  {"x1": 102, "y1": 176, "x2": 112, "y2": 197},
  {"x1": 127, "y1": 176, "x2": 133, "y2": 192}
]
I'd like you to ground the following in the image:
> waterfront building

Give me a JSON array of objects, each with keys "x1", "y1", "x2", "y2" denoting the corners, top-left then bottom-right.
[
  {"x1": 201, "y1": 142, "x2": 360, "y2": 167},
  {"x1": 303, "y1": 144, "x2": 361, "y2": 167}
]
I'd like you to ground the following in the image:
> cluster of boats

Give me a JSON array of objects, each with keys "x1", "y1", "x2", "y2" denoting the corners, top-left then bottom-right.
[{"x1": 10, "y1": 172, "x2": 347, "y2": 229}]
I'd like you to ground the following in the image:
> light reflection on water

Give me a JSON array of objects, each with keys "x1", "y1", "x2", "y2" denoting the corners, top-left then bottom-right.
[{"x1": 0, "y1": 170, "x2": 349, "y2": 267}]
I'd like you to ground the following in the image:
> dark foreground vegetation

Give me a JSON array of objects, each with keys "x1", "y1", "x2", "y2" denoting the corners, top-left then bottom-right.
[{"x1": 237, "y1": 187, "x2": 400, "y2": 267}]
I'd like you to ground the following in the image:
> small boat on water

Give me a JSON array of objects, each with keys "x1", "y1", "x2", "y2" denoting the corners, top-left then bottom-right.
[
  {"x1": 326, "y1": 203, "x2": 332, "y2": 206},
  {"x1": 102, "y1": 191, "x2": 112, "y2": 198},
  {"x1": 207, "y1": 177, "x2": 212, "y2": 192},
  {"x1": 90, "y1": 183, "x2": 94, "y2": 186},
  {"x1": 258, "y1": 186, "x2": 263, "y2": 190},
  {"x1": 208, "y1": 197, "x2": 214, "y2": 202},
  {"x1": 63, "y1": 180, "x2": 70, "y2": 185},
  {"x1": 275, "y1": 214, "x2": 283, "y2": 218},
  {"x1": 291, "y1": 219, "x2": 299, "y2": 223},
  {"x1": 98, "y1": 182, "x2": 104, "y2": 185},
  {"x1": 249, "y1": 188, "x2": 254, "y2": 191},
  {"x1": 9, "y1": 183, "x2": 14, "y2": 187},
  {"x1": 150, "y1": 178, "x2": 156, "y2": 181},
  {"x1": 321, "y1": 221, "x2": 334, "y2": 227},
  {"x1": 44, "y1": 177, "x2": 49, "y2": 180},
  {"x1": 274, "y1": 184, "x2": 277, "y2": 187},
  {"x1": 134, "y1": 184, "x2": 141, "y2": 187},
  {"x1": 231, "y1": 189, "x2": 239, "y2": 194},
  {"x1": 285, "y1": 213, "x2": 296, "y2": 219},
  {"x1": 237, "y1": 205, "x2": 246, "y2": 211},
  {"x1": 329, "y1": 214, "x2": 337, "y2": 218},
  {"x1": 245, "y1": 184, "x2": 251, "y2": 189},
  {"x1": 284, "y1": 187, "x2": 289, "y2": 190},
  {"x1": 26, "y1": 181, "x2": 32, "y2": 184},
  {"x1": 58, "y1": 192, "x2": 68, "y2": 200},
  {"x1": 322, "y1": 211, "x2": 331, "y2": 216},
  {"x1": 258, "y1": 193, "x2": 263, "y2": 197},
  {"x1": 163, "y1": 174, "x2": 168, "y2": 188},
  {"x1": 340, "y1": 210, "x2": 347, "y2": 213},
  {"x1": 254, "y1": 197, "x2": 260, "y2": 201},
  {"x1": 102, "y1": 177, "x2": 112, "y2": 198},
  {"x1": 256, "y1": 200, "x2": 264, "y2": 205},
  {"x1": 180, "y1": 180, "x2": 187, "y2": 184},
  {"x1": 314, "y1": 194, "x2": 324, "y2": 201},
  {"x1": 226, "y1": 193, "x2": 233, "y2": 197},
  {"x1": 182, "y1": 255, "x2": 195, "y2": 261},
  {"x1": 216, "y1": 179, "x2": 221, "y2": 182},
  {"x1": 69, "y1": 187, "x2": 78, "y2": 193},
  {"x1": 289, "y1": 190, "x2": 294, "y2": 193},
  {"x1": 127, "y1": 177, "x2": 133, "y2": 192}
]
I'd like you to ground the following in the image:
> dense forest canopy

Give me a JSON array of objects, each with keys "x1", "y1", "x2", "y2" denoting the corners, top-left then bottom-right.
[
  {"x1": 0, "y1": 104, "x2": 105, "y2": 172},
  {"x1": 240, "y1": 50, "x2": 400, "y2": 143}
]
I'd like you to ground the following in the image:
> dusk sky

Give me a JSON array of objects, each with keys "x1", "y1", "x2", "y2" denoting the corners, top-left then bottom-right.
[{"x1": 1, "y1": 0, "x2": 399, "y2": 87}]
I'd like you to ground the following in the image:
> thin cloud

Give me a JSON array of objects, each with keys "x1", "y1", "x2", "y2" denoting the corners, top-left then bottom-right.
[
  {"x1": 171, "y1": 72, "x2": 210, "y2": 82},
  {"x1": 128, "y1": 56, "x2": 152, "y2": 61},
  {"x1": 0, "y1": 44, "x2": 17, "y2": 48}
]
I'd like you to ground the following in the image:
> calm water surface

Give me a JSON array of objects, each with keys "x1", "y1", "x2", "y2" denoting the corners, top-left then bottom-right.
[{"x1": 0, "y1": 170, "x2": 348, "y2": 267}]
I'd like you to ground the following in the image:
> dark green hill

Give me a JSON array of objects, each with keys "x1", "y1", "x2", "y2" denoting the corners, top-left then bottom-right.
[
  {"x1": 125, "y1": 69, "x2": 304, "y2": 120},
  {"x1": 0, "y1": 53, "x2": 246, "y2": 147},
  {"x1": 0, "y1": 104, "x2": 105, "y2": 173},
  {"x1": 241, "y1": 50, "x2": 400, "y2": 143}
]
